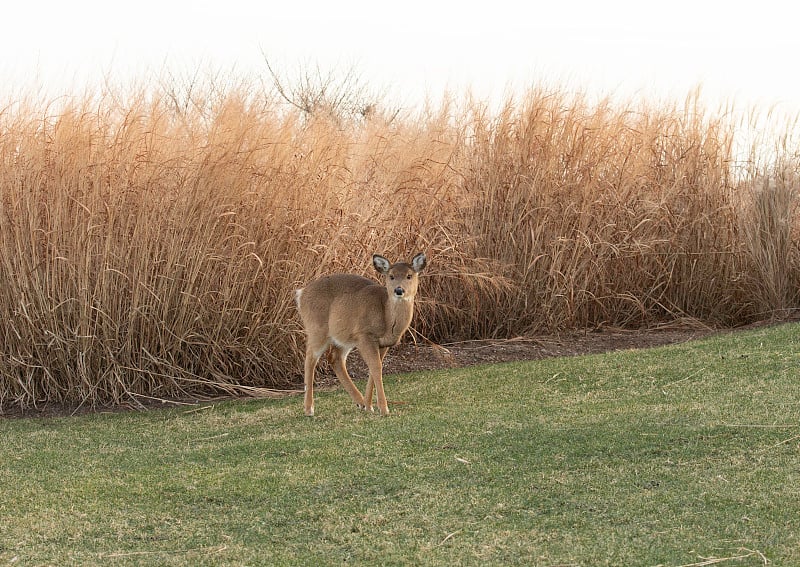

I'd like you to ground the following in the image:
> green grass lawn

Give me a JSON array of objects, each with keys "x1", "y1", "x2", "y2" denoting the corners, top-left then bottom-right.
[{"x1": 1, "y1": 323, "x2": 798, "y2": 566}]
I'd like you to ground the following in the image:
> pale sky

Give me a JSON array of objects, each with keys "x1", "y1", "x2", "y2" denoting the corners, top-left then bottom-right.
[{"x1": 3, "y1": 0, "x2": 800, "y2": 115}]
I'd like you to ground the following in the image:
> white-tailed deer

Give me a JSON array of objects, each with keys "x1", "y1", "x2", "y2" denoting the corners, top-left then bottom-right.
[{"x1": 295, "y1": 253, "x2": 427, "y2": 416}]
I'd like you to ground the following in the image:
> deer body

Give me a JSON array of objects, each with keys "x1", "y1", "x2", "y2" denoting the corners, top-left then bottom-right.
[{"x1": 295, "y1": 253, "x2": 427, "y2": 416}]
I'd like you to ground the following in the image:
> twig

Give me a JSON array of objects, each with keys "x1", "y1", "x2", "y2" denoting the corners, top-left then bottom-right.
[
  {"x1": 660, "y1": 367, "x2": 706, "y2": 390},
  {"x1": 544, "y1": 372, "x2": 562, "y2": 385},
  {"x1": 437, "y1": 530, "x2": 461, "y2": 546},
  {"x1": 183, "y1": 405, "x2": 214, "y2": 414},
  {"x1": 756, "y1": 433, "x2": 800, "y2": 454},
  {"x1": 129, "y1": 393, "x2": 199, "y2": 407},
  {"x1": 676, "y1": 548, "x2": 768, "y2": 566}
]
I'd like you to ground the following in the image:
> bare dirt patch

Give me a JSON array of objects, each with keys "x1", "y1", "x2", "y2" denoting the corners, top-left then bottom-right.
[
  {"x1": 348, "y1": 311, "x2": 798, "y2": 377},
  {"x1": 363, "y1": 326, "x2": 719, "y2": 376}
]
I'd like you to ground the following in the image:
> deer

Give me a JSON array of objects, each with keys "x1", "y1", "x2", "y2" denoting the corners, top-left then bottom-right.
[{"x1": 294, "y1": 252, "x2": 427, "y2": 417}]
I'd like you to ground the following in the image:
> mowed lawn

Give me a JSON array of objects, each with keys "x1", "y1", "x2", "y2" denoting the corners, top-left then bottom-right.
[{"x1": 1, "y1": 323, "x2": 798, "y2": 566}]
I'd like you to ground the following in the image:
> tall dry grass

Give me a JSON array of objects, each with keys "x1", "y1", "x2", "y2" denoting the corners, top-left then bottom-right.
[{"x1": 0, "y1": 79, "x2": 797, "y2": 411}]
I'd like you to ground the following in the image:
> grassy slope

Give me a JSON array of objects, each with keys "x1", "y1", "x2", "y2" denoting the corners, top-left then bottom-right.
[{"x1": 1, "y1": 323, "x2": 798, "y2": 566}]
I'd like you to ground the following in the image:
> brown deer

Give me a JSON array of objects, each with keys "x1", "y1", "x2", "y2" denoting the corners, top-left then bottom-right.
[{"x1": 294, "y1": 253, "x2": 427, "y2": 416}]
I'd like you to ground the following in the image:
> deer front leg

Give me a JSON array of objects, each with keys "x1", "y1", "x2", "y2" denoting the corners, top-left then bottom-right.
[
  {"x1": 361, "y1": 342, "x2": 389, "y2": 416},
  {"x1": 364, "y1": 347, "x2": 389, "y2": 413}
]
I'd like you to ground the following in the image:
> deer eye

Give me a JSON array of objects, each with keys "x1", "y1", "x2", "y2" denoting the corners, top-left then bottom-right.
[
  {"x1": 389, "y1": 275, "x2": 395, "y2": 280},
  {"x1": 406, "y1": 274, "x2": 412, "y2": 279}
]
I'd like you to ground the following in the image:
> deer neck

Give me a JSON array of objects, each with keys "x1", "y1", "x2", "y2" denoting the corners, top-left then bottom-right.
[{"x1": 380, "y1": 294, "x2": 414, "y2": 346}]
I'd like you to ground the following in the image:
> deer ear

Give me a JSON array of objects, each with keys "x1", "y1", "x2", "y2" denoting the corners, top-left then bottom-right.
[
  {"x1": 372, "y1": 254, "x2": 391, "y2": 274},
  {"x1": 411, "y1": 252, "x2": 427, "y2": 272}
]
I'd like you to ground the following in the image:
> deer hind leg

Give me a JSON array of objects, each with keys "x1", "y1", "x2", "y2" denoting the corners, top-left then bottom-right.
[
  {"x1": 303, "y1": 337, "x2": 329, "y2": 417},
  {"x1": 330, "y1": 346, "x2": 366, "y2": 409},
  {"x1": 364, "y1": 346, "x2": 389, "y2": 413},
  {"x1": 303, "y1": 347, "x2": 319, "y2": 417},
  {"x1": 362, "y1": 343, "x2": 390, "y2": 416}
]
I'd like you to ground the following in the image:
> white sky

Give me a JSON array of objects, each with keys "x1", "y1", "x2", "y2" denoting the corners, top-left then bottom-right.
[{"x1": 2, "y1": 0, "x2": 800, "y2": 116}]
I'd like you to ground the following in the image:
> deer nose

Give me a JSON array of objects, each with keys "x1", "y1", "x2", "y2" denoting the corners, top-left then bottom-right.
[{"x1": 394, "y1": 287, "x2": 405, "y2": 296}]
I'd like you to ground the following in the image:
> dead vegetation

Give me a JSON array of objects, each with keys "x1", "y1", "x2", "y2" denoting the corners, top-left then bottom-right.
[{"x1": 0, "y1": 76, "x2": 797, "y2": 411}]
